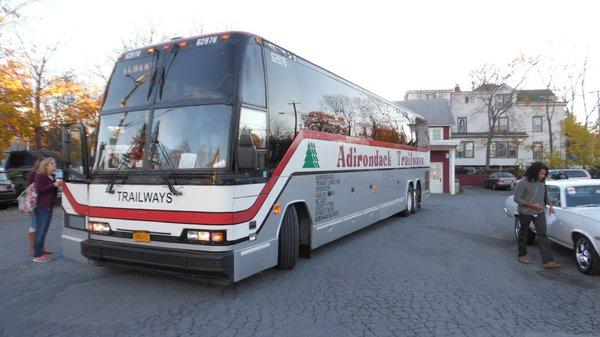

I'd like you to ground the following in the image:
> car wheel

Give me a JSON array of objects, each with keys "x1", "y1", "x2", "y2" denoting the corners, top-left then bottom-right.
[
  {"x1": 400, "y1": 185, "x2": 414, "y2": 217},
  {"x1": 277, "y1": 206, "x2": 299, "y2": 270},
  {"x1": 574, "y1": 235, "x2": 600, "y2": 275},
  {"x1": 514, "y1": 217, "x2": 535, "y2": 244}
]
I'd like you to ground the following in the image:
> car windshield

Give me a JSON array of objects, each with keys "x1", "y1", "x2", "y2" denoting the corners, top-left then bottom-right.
[
  {"x1": 565, "y1": 185, "x2": 600, "y2": 207},
  {"x1": 498, "y1": 173, "x2": 514, "y2": 178},
  {"x1": 565, "y1": 170, "x2": 588, "y2": 178},
  {"x1": 94, "y1": 110, "x2": 149, "y2": 170},
  {"x1": 149, "y1": 105, "x2": 232, "y2": 169}
]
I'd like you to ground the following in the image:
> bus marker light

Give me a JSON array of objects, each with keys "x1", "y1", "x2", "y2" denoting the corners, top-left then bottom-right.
[
  {"x1": 211, "y1": 231, "x2": 225, "y2": 242},
  {"x1": 273, "y1": 203, "x2": 282, "y2": 215},
  {"x1": 220, "y1": 33, "x2": 231, "y2": 40},
  {"x1": 133, "y1": 232, "x2": 150, "y2": 243},
  {"x1": 147, "y1": 48, "x2": 156, "y2": 54},
  {"x1": 177, "y1": 41, "x2": 188, "y2": 48}
]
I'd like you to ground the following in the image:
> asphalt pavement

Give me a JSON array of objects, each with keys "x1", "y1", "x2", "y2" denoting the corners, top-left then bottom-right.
[{"x1": 1, "y1": 188, "x2": 599, "y2": 337}]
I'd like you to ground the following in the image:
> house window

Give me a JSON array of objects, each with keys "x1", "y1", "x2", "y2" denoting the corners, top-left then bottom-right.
[
  {"x1": 491, "y1": 141, "x2": 518, "y2": 158},
  {"x1": 457, "y1": 117, "x2": 467, "y2": 133},
  {"x1": 497, "y1": 117, "x2": 509, "y2": 132},
  {"x1": 494, "y1": 94, "x2": 511, "y2": 109},
  {"x1": 532, "y1": 116, "x2": 543, "y2": 132},
  {"x1": 533, "y1": 142, "x2": 543, "y2": 160},
  {"x1": 429, "y1": 128, "x2": 443, "y2": 141},
  {"x1": 457, "y1": 141, "x2": 474, "y2": 158}
]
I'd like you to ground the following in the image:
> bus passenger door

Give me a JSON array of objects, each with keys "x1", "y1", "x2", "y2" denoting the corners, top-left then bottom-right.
[{"x1": 60, "y1": 123, "x2": 90, "y2": 262}]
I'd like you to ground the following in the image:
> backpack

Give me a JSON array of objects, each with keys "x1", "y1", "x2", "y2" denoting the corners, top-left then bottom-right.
[{"x1": 18, "y1": 183, "x2": 38, "y2": 213}]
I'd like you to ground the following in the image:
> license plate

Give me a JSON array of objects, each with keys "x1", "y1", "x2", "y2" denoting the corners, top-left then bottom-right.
[{"x1": 133, "y1": 232, "x2": 151, "y2": 243}]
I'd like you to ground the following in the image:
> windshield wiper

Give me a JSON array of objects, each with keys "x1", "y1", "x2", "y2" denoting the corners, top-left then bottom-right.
[
  {"x1": 105, "y1": 144, "x2": 136, "y2": 194},
  {"x1": 150, "y1": 137, "x2": 183, "y2": 196},
  {"x1": 146, "y1": 50, "x2": 161, "y2": 100},
  {"x1": 120, "y1": 73, "x2": 150, "y2": 107},
  {"x1": 158, "y1": 44, "x2": 181, "y2": 100}
]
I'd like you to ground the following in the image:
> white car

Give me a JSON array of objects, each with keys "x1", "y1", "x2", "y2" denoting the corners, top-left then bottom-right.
[{"x1": 504, "y1": 179, "x2": 600, "y2": 275}]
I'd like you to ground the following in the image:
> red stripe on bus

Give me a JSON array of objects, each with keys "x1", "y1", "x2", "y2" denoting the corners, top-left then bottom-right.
[{"x1": 63, "y1": 130, "x2": 428, "y2": 224}]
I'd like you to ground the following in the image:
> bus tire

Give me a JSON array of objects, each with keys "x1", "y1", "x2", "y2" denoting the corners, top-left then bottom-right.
[
  {"x1": 277, "y1": 206, "x2": 299, "y2": 270},
  {"x1": 400, "y1": 185, "x2": 414, "y2": 217},
  {"x1": 415, "y1": 184, "x2": 422, "y2": 211}
]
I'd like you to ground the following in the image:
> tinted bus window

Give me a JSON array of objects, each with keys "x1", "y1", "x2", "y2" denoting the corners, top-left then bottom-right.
[
  {"x1": 160, "y1": 43, "x2": 238, "y2": 102},
  {"x1": 241, "y1": 43, "x2": 266, "y2": 107}
]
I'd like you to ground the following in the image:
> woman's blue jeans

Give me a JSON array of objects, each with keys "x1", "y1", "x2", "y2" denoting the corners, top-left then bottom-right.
[{"x1": 33, "y1": 207, "x2": 53, "y2": 258}]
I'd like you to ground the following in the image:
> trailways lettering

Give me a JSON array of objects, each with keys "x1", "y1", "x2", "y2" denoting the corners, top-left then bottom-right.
[{"x1": 116, "y1": 191, "x2": 173, "y2": 204}]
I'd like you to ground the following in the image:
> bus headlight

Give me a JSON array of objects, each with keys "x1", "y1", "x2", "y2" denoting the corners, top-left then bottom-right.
[
  {"x1": 187, "y1": 230, "x2": 210, "y2": 242},
  {"x1": 186, "y1": 230, "x2": 226, "y2": 243},
  {"x1": 87, "y1": 221, "x2": 110, "y2": 234}
]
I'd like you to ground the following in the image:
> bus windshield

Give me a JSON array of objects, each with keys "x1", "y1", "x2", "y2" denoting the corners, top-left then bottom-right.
[
  {"x1": 149, "y1": 105, "x2": 232, "y2": 170},
  {"x1": 103, "y1": 56, "x2": 157, "y2": 111},
  {"x1": 159, "y1": 43, "x2": 238, "y2": 103},
  {"x1": 102, "y1": 42, "x2": 238, "y2": 111}
]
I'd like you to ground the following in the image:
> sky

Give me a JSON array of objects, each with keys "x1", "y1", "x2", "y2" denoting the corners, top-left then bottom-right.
[{"x1": 13, "y1": 0, "x2": 600, "y2": 122}]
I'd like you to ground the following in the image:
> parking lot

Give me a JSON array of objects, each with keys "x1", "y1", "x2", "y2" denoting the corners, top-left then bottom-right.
[{"x1": 1, "y1": 188, "x2": 599, "y2": 337}]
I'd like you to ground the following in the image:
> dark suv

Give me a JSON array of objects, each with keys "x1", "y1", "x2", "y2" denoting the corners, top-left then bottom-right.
[
  {"x1": 4, "y1": 150, "x2": 63, "y2": 196},
  {"x1": 0, "y1": 170, "x2": 17, "y2": 206}
]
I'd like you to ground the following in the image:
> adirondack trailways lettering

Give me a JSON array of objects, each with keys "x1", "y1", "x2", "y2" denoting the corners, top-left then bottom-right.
[
  {"x1": 117, "y1": 191, "x2": 173, "y2": 204},
  {"x1": 314, "y1": 174, "x2": 340, "y2": 222}
]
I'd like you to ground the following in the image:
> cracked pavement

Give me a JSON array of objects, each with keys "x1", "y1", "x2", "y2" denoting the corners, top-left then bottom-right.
[{"x1": 1, "y1": 188, "x2": 600, "y2": 337}]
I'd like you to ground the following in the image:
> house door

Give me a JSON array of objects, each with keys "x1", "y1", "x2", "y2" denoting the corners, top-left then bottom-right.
[{"x1": 430, "y1": 162, "x2": 443, "y2": 193}]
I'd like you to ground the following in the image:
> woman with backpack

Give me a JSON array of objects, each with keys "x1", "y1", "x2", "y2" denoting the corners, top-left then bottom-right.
[
  {"x1": 25, "y1": 159, "x2": 43, "y2": 256},
  {"x1": 32, "y1": 158, "x2": 62, "y2": 263}
]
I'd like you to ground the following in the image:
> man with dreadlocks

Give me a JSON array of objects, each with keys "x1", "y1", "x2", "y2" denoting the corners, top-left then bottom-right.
[{"x1": 513, "y1": 162, "x2": 561, "y2": 269}]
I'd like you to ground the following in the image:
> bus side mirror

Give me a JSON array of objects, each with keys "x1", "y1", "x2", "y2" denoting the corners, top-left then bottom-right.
[
  {"x1": 237, "y1": 134, "x2": 257, "y2": 170},
  {"x1": 62, "y1": 129, "x2": 72, "y2": 167}
]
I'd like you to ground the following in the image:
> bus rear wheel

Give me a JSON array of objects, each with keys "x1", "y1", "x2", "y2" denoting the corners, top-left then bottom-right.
[
  {"x1": 400, "y1": 185, "x2": 414, "y2": 217},
  {"x1": 277, "y1": 206, "x2": 299, "y2": 269}
]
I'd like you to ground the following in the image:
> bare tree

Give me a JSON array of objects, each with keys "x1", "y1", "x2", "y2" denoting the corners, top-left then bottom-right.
[
  {"x1": 535, "y1": 58, "x2": 570, "y2": 153},
  {"x1": 13, "y1": 33, "x2": 59, "y2": 149},
  {"x1": 470, "y1": 58, "x2": 537, "y2": 169}
]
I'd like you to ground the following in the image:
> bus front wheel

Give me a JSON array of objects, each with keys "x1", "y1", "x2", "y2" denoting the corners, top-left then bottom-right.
[{"x1": 277, "y1": 206, "x2": 299, "y2": 269}]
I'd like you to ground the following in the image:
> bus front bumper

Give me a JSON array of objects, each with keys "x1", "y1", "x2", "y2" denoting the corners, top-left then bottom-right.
[{"x1": 81, "y1": 239, "x2": 233, "y2": 284}]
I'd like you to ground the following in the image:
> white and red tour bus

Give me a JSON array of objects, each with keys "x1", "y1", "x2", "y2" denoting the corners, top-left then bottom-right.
[{"x1": 61, "y1": 32, "x2": 430, "y2": 284}]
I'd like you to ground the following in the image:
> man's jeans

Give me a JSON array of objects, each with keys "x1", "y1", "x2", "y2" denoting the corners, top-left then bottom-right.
[
  {"x1": 33, "y1": 207, "x2": 53, "y2": 258},
  {"x1": 518, "y1": 212, "x2": 554, "y2": 263}
]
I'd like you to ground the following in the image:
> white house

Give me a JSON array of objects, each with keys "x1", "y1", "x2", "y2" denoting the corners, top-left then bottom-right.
[{"x1": 406, "y1": 84, "x2": 566, "y2": 169}]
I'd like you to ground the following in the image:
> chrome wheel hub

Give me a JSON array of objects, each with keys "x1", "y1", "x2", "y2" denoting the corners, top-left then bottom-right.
[{"x1": 576, "y1": 238, "x2": 592, "y2": 271}]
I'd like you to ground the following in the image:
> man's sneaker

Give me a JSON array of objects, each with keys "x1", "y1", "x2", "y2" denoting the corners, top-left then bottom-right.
[
  {"x1": 543, "y1": 261, "x2": 561, "y2": 269},
  {"x1": 517, "y1": 256, "x2": 531, "y2": 264},
  {"x1": 32, "y1": 255, "x2": 50, "y2": 263}
]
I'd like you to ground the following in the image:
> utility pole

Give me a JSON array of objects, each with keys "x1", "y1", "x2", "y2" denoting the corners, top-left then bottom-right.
[{"x1": 591, "y1": 90, "x2": 600, "y2": 137}]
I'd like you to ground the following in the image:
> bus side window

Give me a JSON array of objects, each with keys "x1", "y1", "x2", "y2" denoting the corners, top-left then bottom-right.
[
  {"x1": 239, "y1": 108, "x2": 267, "y2": 170},
  {"x1": 265, "y1": 49, "x2": 300, "y2": 173},
  {"x1": 241, "y1": 43, "x2": 266, "y2": 108}
]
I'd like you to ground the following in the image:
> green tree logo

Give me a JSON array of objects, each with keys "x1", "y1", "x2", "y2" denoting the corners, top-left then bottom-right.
[{"x1": 303, "y1": 142, "x2": 320, "y2": 168}]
